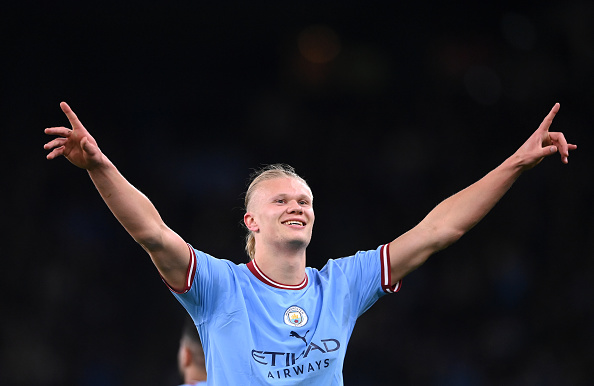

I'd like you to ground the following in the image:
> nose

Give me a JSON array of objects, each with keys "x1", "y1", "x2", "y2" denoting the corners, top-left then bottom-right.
[{"x1": 287, "y1": 200, "x2": 303, "y2": 214}]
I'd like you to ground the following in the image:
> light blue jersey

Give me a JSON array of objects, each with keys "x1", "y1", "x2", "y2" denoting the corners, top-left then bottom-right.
[{"x1": 168, "y1": 244, "x2": 400, "y2": 385}]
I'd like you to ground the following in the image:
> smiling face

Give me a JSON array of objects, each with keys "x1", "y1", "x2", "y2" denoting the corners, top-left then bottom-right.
[{"x1": 244, "y1": 176, "x2": 315, "y2": 256}]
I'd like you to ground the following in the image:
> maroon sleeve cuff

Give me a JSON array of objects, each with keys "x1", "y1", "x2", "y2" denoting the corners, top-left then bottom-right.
[
  {"x1": 380, "y1": 243, "x2": 402, "y2": 293},
  {"x1": 161, "y1": 243, "x2": 197, "y2": 294}
]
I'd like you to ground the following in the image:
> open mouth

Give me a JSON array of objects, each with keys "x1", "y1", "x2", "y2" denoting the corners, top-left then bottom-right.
[{"x1": 282, "y1": 220, "x2": 305, "y2": 226}]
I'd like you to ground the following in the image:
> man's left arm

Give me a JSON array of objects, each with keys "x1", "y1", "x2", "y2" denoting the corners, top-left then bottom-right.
[{"x1": 388, "y1": 103, "x2": 577, "y2": 285}]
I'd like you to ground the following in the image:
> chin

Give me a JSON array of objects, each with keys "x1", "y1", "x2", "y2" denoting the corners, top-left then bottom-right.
[{"x1": 286, "y1": 238, "x2": 310, "y2": 250}]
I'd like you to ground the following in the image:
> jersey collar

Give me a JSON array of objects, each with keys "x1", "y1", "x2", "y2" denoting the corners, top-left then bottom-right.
[{"x1": 247, "y1": 260, "x2": 308, "y2": 290}]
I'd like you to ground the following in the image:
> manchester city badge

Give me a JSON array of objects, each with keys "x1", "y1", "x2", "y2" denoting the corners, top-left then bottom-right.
[{"x1": 283, "y1": 305, "x2": 308, "y2": 327}]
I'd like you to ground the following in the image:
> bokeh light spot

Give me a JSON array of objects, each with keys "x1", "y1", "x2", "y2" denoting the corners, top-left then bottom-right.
[{"x1": 298, "y1": 24, "x2": 341, "y2": 64}]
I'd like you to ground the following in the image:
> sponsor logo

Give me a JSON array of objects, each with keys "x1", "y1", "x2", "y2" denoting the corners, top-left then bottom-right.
[
  {"x1": 283, "y1": 306, "x2": 308, "y2": 327},
  {"x1": 266, "y1": 359, "x2": 330, "y2": 379},
  {"x1": 289, "y1": 330, "x2": 309, "y2": 346},
  {"x1": 251, "y1": 338, "x2": 341, "y2": 380}
]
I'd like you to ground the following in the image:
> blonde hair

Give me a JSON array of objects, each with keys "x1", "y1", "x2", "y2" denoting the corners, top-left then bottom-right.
[{"x1": 244, "y1": 164, "x2": 309, "y2": 260}]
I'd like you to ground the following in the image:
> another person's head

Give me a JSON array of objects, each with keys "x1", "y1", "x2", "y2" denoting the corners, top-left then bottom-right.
[
  {"x1": 243, "y1": 164, "x2": 314, "y2": 260},
  {"x1": 178, "y1": 317, "x2": 206, "y2": 384}
]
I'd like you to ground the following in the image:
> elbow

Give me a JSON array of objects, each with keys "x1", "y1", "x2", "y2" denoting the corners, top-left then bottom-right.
[
  {"x1": 134, "y1": 234, "x2": 161, "y2": 252},
  {"x1": 132, "y1": 225, "x2": 167, "y2": 252},
  {"x1": 430, "y1": 225, "x2": 466, "y2": 252},
  {"x1": 443, "y1": 228, "x2": 465, "y2": 249}
]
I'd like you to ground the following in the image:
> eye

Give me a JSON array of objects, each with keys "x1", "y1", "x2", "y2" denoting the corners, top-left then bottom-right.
[
  {"x1": 299, "y1": 200, "x2": 308, "y2": 205},
  {"x1": 275, "y1": 199, "x2": 286, "y2": 204}
]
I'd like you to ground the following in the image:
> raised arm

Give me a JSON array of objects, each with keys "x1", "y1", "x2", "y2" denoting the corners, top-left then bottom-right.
[
  {"x1": 388, "y1": 103, "x2": 577, "y2": 285},
  {"x1": 44, "y1": 102, "x2": 190, "y2": 291}
]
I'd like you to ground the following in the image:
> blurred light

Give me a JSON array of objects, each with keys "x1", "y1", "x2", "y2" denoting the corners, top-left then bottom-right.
[
  {"x1": 335, "y1": 45, "x2": 391, "y2": 93},
  {"x1": 298, "y1": 24, "x2": 341, "y2": 64}
]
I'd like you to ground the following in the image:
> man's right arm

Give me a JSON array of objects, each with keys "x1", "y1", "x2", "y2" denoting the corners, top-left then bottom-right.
[
  {"x1": 45, "y1": 102, "x2": 191, "y2": 291},
  {"x1": 88, "y1": 158, "x2": 191, "y2": 290}
]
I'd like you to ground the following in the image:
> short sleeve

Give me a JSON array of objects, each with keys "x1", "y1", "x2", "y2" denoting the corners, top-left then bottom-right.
[
  {"x1": 327, "y1": 244, "x2": 401, "y2": 317},
  {"x1": 168, "y1": 245, "x2": 239, "y2": 326}
]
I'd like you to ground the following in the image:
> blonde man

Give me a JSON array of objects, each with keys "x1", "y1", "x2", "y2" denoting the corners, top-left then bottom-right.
[{"x1": 45, "y1": 102, "x2": 575, "y2": 385}]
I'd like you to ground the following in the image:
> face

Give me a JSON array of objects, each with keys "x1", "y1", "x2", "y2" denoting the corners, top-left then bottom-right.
[
  {"x1": 178, "y1": 341, "x2": 187, "y2": 377},
  {"x1": 244, "y1": 177, "x2": 315, "y2": 252}
]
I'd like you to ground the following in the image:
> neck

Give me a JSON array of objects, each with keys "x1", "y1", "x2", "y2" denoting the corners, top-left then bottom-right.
[
  {"x1": 185, "y1": 367, "x2": 207, "y2": 384},
  {"x1": 253, "y1": 245, "x2": 307, "y2": 286}
]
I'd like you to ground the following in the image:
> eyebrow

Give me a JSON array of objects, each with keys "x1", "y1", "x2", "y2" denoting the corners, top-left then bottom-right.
[{"x1": 273, "y1": 193, "x2": 313, "y2": 201}]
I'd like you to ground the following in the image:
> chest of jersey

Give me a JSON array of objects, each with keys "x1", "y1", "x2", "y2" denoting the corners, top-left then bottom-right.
[
  {"x1": 206, "y1": 267, "x2": 353, "y2": 383},
  {"x1": 176, "y1": 247, "x2": 388, "y2": 385}
]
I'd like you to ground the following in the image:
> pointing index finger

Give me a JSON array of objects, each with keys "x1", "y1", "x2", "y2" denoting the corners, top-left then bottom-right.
[
  {"x1": 539, "y1": 103, "x2": 560, "y2": 133},
  {"x1": 60, "y1": 101, "x2": 83, "y2": 129}
]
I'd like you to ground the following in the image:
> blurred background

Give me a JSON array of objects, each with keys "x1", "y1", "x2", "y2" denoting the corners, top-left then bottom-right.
[{"x1": 2, "y1": 0, "x2": 593, "y2": 385}]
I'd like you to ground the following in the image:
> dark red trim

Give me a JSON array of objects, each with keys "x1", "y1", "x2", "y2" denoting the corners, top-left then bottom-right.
[
  {"x1": 381, "y1": 243, "x2": 401, "y2": 294},
  {"x1": 162, "y1": 243, "x2": 197, "y2": 294},
  {"x1": 247, "y1": 260, "x2": 308, "y2": 290}
]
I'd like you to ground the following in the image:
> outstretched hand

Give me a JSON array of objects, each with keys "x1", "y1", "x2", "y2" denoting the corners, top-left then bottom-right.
[
  {"x1": 44, "y1": 102, "x2": 103, "y2": 170},
  {"x1": 514, "y1": 103, "x2": 577, "y2": 169}
]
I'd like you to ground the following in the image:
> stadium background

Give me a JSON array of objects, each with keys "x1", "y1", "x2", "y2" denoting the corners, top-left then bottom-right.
[{"x1": 2, "y1": 1, "x2": 593, "y2": 385}]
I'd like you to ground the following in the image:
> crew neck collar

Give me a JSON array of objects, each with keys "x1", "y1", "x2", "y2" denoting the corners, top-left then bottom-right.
[{"x1": 246, "y1": 260, "x2": 308, "y2": 290}]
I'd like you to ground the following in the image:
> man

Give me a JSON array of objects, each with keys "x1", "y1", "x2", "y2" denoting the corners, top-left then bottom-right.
[
  {"x1": 178, "y1": 316, "x2": 207, "y2": 386},
  {"x1": 44, "y1": 102, "x2": 576, "y2": 384}
]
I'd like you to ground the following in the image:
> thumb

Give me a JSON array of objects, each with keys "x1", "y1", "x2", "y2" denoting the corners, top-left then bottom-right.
[
  {"x1": 81, "y1": 137, "x2": 98, "y2": 156},
  {"x1": 545, "y1": 145, "x2": 558, "y2": 156}
]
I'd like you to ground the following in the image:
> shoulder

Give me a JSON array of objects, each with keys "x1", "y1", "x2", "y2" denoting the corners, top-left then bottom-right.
[
  {"x1": 178, "y1": 383, "x2": 207, "y2": 386},
  {"x1": 175, "y1": 245, "x2": 250, "y2": 295},
  {"x1": 316, "y1": 244, "x2": 398, "y2": 293},
  {"x1": 319, "y1": 245, "x2": 385, "y2": 271},
  {"x1": 191, "y1": 245, "x2": 248, "y2": 271}
]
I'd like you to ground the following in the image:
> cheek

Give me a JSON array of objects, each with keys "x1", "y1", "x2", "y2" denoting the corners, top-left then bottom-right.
[{"x1": 254, "y1": 211, "x2": 275, "y2": 230}]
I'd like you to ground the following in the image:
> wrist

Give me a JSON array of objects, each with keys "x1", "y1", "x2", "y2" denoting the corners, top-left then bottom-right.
[
  {"x1": 501, "y1": 153, "x2": 527, "y2": 177},
  {"x1": 86, "y1": 153, "x2": 113, "y2": 174}
]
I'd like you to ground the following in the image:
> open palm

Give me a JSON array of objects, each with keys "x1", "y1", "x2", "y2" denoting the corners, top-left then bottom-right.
[{"x1": 44, "y1": 102, "x2": 102, "y2": 169}]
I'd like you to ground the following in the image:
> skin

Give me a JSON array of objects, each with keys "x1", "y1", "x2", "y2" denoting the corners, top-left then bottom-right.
[
  {"x1": 178, "y1": 339, "x2": 207, "y2": 384},
  {"x1": 386, "y1": 103, "x2": 577, "y2": 285},
  {"x1": 44, "y1": 102, "x2": 190, "y2": 291},
  {"x1": 44, "y1": 102, "x2": 577, "y2": 291},
  {"x1": 244, "y1": 177, "x2": 315, "y2": 285}
]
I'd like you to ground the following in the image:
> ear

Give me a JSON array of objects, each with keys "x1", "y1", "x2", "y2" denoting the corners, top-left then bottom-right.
[
  {"x1": 244, "y1": 212, "x2": 259, "y2": 232},
  {"x1": 179, "y1": 344, "x2": 192, "y2": 368}
]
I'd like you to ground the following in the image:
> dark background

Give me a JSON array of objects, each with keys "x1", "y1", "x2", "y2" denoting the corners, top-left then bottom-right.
[{"x1": 2, "y1": 1, "x2": 593, "y2": 385}]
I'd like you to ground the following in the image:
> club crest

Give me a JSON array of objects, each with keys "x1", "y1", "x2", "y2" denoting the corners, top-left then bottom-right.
[{"x1": 283, "y1": 305, "x2": 308, "y2": 327}]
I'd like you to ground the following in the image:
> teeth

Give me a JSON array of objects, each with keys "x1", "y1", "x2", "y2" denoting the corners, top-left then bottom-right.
[{"x1": 284, "y1": 221, "x2": 304, "y2": 226}]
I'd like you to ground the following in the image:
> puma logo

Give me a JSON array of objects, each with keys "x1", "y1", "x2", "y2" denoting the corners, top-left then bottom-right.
[{"x1": 290, "y1": 330, "x2": 310, "y2": 346}]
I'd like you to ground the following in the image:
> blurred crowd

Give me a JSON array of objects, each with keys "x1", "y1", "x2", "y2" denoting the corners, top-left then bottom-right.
[{"x1": 2, "y1": 1, "x2": 593, "y2": 385}]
